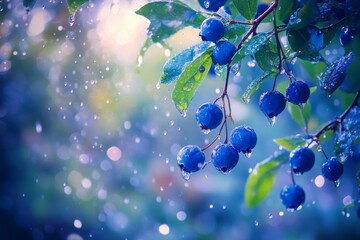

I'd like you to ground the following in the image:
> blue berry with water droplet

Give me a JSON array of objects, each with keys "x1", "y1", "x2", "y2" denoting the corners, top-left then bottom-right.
[
  {"x1": 198, "y1": 0, "x2": 227, "y2": 12},
  {"x1": 212, "y1": 40, "x2": 237, "y2": 65},
  {"x1": 280, "y1": 184, "x2": 305, "y2": 210},
  {"x1": 211, "y1": 144, "x2": 239, "y2": 174},
  {"x1": 340, "y1": 27, "x2": 354, "y2": 46},
  {"x1": 196, "y1": 103, "x2": 223, "y2": 131},
  {"x1": 177, "y1": 145, "x2": 206, "y2": 173},
  {"x1": 199, "y1": 17, "x2": 225, "y2": 43},
  {"x1": 322, "y1": 157, "x2": 344, "y2": 181},
  {"x1": 286, "y1": 81, "x2": 310, "y2": 105},
  {"x1": 290, "y1": 147, "x2": 315, "y2": 174},
  {"x1": 230, "y1": 126, "x2": 257, "y2": 154},
  {"x1": 259, "y1": 91, "x2": 286, "y2": 118}
]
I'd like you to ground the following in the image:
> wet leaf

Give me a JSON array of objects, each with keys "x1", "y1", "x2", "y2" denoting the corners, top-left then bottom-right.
[
  {"x1": 233, "y1": 0, "x2": 257, "y2": 20},
  {"x1": 237, "y1": 33, "x2": 273, "y2": 58},
  {"x1": 277, "y1": 0, "x2": 294, "y2": 21},
  {"x1": 66, "y1": 0, "x2": 89, "y2": 15},
  {"x1": 136, "y1": 1, "x2": 205, "y2": 44},
  {"x1": 274, "y1": 135, "x2": 308, "y2": 151},
  {"x1": 254, "y1": 41, "x2": 278, "y2": 72},
  {"x1": 23, "y1": 0, "x2": 37, "y2": 10},
  {"x1": 287, "y1": 26, "x2": 324, "y2": 61},
  {"x1": 288, "y1": 0, "x2": 320, "y2": 30},
  {"x1": 242, "y1": 71, "x2": 275, "y2": 103},
  {"x1": 161, "y1": 41, "x2": 212, "y2": 84},
  {"x1": 319, "y1": 52, "x2": 353, "y2": 95},
  {"x1": 161, "y1": 42, "x2": 213, "y2": 112},
  {"x1": 245, "y1": 151, "x2": 289, "y2": 208},
  {"x1": 224, "y1": 24, "x2": 247, "y2": 40}
]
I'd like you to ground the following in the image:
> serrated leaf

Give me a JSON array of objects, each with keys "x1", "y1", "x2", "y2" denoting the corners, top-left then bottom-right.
[
  {"x1": 245, "y1": 151, "x2": 289, "y2": 208},
  {"x1": 233, "y1": 0, "x2": 258, "y2": 20},
  {"x1": 288, "y1": 1, "x2": 320, "y2": 30},
  {"x1": 277, "y1": 0, "x2": 294, "y2": 21},
  {"x1": 160, "y1": 41, "x2": 212, "y2": 84},
  {"x1": 66, "y1": 0, "x2": 89, "y2": 15},
  {"x1": 242, "y1": 71, "x2": 274, "y2": 103},
  {"x1": 254, "y1": 41, "x2": 278, "y2": 72},
  {"x1": 136, "y1": 1, "x2": 205, "y2": 44},
  {"x1": 238, "y1": 32, "x2": 273, "y2": 57},
  {"x1": 274, "y1": 135, "x2": 308, "y2": 151},
  {"x1": 165, "y1": 43, "x2": 213, "y2": 112},
  {"x1": 319, "y1": 52, "x2": 353, "y2": 95},
  {"x1": 287, "y1": 101, "x2": 311, "y2": 128},
  {"x1": 23, "y1": 0, "x2": 37, "y2": 10}
]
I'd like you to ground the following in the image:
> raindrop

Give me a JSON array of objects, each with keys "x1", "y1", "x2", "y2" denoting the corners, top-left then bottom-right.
[
  {"x1": 156, "y1": 81, "x2": 161, "y2": 90},
  {"x1": 214, "y1": 65, "x2": 224, "y2": 76},
  {"x1": 231, "y1": 64, "x2": 240, "y2": 75},
  {"x1": 201, "y1": 128, "x2": 211, "y2": 134},
  {"x1": 247, "y1": 60, "x2": 256, "y2": 68},
  {"x1": 267, "y1": 116, "x2": 276, "y2": 126},
  {"x1": 244, "y1": 150, "x2": 252, "y2": 158},
  {"x1": 334, "y1": 180, "x2": 340, "y2": 187},
  {"x1": 317, "y1": 145, "x2": 322, "y2": 152},
  {"x1": 69, "y1": 14, "x2": 75, "y2": 27},
  {"x1": 181, "y1": 169, "x2": 191, "y2": 180},
  {"x1": 35, "y1": 121, "x2": 42, "y2": 133},
  {"x1": 137, "y1": 56, "x2": 143, "y2": 67},
  {"x1": 298, "y1": 102, "x2": 306, "y2": 109},
  {"x1": 268, "y1": 213, "x2": 273, "y2": 219},
  {"x1": 204, "y1": 0, "x2": 210, "y2": 8},
  {"x1": 254, "y1": 220, "x2": 259, "y2": 226}
]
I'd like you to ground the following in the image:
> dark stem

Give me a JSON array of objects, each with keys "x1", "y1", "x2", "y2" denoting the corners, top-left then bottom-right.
[
  {"x1": 320, "y1": 18, "x2": 346, "y2": 31},
  {"x1": 290, "y1": 169, "x2": 296, "y2": 185}
]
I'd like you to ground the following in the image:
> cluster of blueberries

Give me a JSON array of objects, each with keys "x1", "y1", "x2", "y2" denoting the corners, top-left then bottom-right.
[{"x1": 176, "y1": 0, "x2": 348, "y2": 210}]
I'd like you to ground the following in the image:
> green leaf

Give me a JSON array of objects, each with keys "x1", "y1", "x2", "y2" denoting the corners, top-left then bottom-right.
[
  {"x1": 238, "y1": 33, "x2": 273, "y2": 57},
  {"x1": 233, "y1": 0, "x2": 258, "y2": 20},
  {"x1": 136, "y1": 1, "x2": 205, "y2": 44},
  {"x1": 323, "y1": 24, "x2": 341, "y2": 47},
  {"x1": 66, "y1": 0, "x2": 89, "y2": 15},
  {"x1": 319, "y1": 52, "x2": 353, "y2": 95},
  {"x1": 224, "y1": 24, "x2": 247, "y2": 40},
  {"x1": 254, "y1": 41, "x2": 278, "y2": 72},
  {"x1": 23, "y1": 0, "x2": 37, "y2": 10},
  {"x1": 287, "y1": 26, "x2": 324, "y2": 62},
  {"x1": 164, "y1": 42, "x2": 213, "y2": 113},
  {"x1": 287, "y1": 101, "x2": 311, "y2": 128},
  {"x1": 277, "y1": 0, "x2": 294, "y2": 21},
  {"x1": 245, "y1": 151, "x2": 289, "y2": 207},
  {"x1": 288, "y1": 0, "x2": 320, "y2": 30},
  {"x1": 160, "y1": 41, "x2": 212, "y2": 84},
  {"x1": 274, "y1": 135, "x2": 308, "y2": 151},
  {"x1": 242, "y1": 71, "x2": 275, "y2": 103}
]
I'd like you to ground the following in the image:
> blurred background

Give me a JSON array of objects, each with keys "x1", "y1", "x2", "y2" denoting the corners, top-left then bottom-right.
[{"x1": 0, "y1": 0, "x2": 359, "y2": 239}]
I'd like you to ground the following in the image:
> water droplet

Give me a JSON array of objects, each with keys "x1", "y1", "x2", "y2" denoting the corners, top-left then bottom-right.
[
  {"x1": 204, "y1": 0, "x2": 210, "y2": 8},
  {"x1": 156, "y1": 81, "x2": 161, "y2": 90},
  {"x1": 201, "y1": 128, "x2": 211, "y2": 134},
  {"x1": 199, "y1": 65, "x2": 205, "y2": 73},
  {"x1": 181, "y1": 169, "x2": 191, "y2": 180},
  {"x1": 267, "y1": 116, "x2": 276, "y2": 126},
  {"x1": 247, "y1": 60, "x2": 256, "y2": 68},
  {"x1": 137, "y1": 56, "x2": 143, "y2": 67},
  {"x1": 214, "y1": 65, "x2": 224, "y2": 76},
  {"x1": 254, "y1": 220, "x2": 259, "y2": 226},
  {"x1": 69, "y1": 14, "x2": 75, "y2": 27},
  {"x1": 268, "y1": 213, "x2": 273, "y2": 219},
  {"x1": 243, "y1": 96, "x2": 250, "y2": 104},
  {"x1": 334, "y1": 179, "x2": 340, "y2": 187},
  {"x1": 231, "y1": 64, "x2": 240, "y2": 75},
  {"x1": 298, "y1": 102, "x2": 306, "y2": 109},
  {"x1": 317, "y1": 145, "x2": 322, "y2": 152},
  {"x1": 244, "y1": 150, "x2": 252, "y2": 158},
  {"x1": 35, "y1": 121, "x2": 42, "y2": 133}
]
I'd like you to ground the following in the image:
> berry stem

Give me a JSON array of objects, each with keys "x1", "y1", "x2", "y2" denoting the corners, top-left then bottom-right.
[{"x1": 290, "y1": 169, "x2": 296, "y2": 185}]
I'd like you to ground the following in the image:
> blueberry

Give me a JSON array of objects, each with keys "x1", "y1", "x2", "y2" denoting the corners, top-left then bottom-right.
[
  {"x1": 259, "y1": 91, "x2": 287, "y2": 118},
  {"x1": 211, "y1": 144, "x2": 239, "y2": 174},
  {"x1": 280, "y1": 184, "x2": 306, "y2": 210},
  {"x1": 198, "y1": 0, "x2": 227, "y2": 12},
  {"x1": 177, "y1": 145, "x2": 206, "y2": 173},
  {"x1": 255, "y1": 3, "x2": 269, "y2": 19},
  {"x1": 230, "y1": 126, "x2": 257, "y2": 154},
  {"x1": 199, "y1": 17, "x2": 225, "y2": 43},
  {"x1": 196, "y1": 103, "x2": 223, "y2": 131},
  {"x1": 322, "y1": 157, "x2": 344, "y2": 181},
  {"x1": 290, "y1": 147, "x2": 315, "y2": 174},
  {"x1": 286, "y1": 81, "x2": 310, "y2": 105},
  {"x1": 340, "y1": 27, "x2": 354, "y2": 46},
  {"x1": 212, "y1": 40, "x2": 237, "y2": 65}
]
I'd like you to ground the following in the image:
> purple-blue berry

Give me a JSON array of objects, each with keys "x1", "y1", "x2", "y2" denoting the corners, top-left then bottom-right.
[
  {"x1": 196, "y1": 103, "x2": 223, "y2": 131},
  {"x1": 211, "y1": 144, "x2": 239, "y2": 174},
  {"x1": 290, "y1": 147, "x2": 315, "y2": 174},
  {"x1": 280, "y1": 184, "x2": 305, "y2": 210},
  {"x1": 199, "y1": 17, "x2": 225, "y2": 43},
  {"x1": 322, "y1": 157, "x2": 344, "y2": 181},
  {"x1": 198, "y1": 0, "x2": 227, "y2": 12},
  {"x1": 230, "y1": 126, "x2": 257, "y2": 154},
  {"x1": 212, "y1": 40, "x2": 236, "y2": 65},
  {"x1": 177, "y1": 145, "x2": 206, "y2": 173},
  {"x1": 259, "y1": 91, "x2": 287, "y2": 118},
  {"x1": 255, "y1": 3, "x2": 269, "y2": 18},
  {"x1": 286, "y1": 81, "x2": 310, "y2": 105}
]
